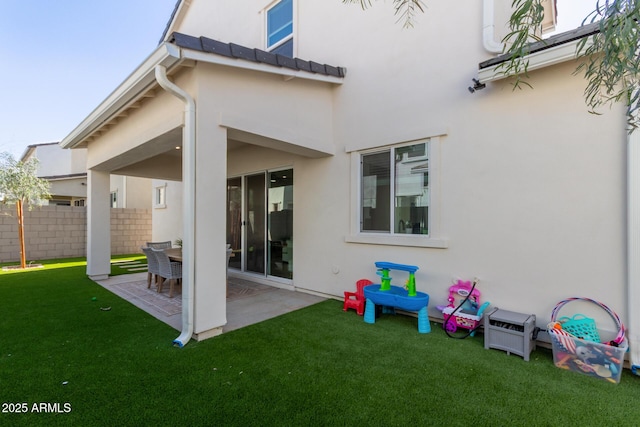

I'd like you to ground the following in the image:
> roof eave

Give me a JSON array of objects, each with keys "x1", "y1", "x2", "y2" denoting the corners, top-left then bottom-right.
[
  {"x1": 478, "y1": 38, "x2": 592, "y2": 83},
  {"x1": 477, "y1": 22, "x2": 600, "y2": 84},
  {"x1": 61, "y1": 37, "x2": 346, "y2": 150},
  {"x1": 180, "y1": 47, "x2": 346, "y2": 85}
]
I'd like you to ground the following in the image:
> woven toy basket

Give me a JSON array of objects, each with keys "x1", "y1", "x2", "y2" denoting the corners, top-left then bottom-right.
[
  {"x1": 548, "y1": 297, "x2": 627, "y2": 383},
  {"x1": 556, "y1": 314, "x2": 600, "y2": 343}
]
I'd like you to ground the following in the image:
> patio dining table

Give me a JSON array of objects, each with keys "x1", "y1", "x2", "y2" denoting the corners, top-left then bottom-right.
[
  {"x1": 165, "y1": 247, "x2": 233, "y2": 264},
  {"x1": 164, "y1": 248, "x2": 182, "y2": 262}
]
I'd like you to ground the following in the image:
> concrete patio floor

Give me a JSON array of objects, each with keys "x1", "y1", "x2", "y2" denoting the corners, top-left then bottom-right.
[{"x1": 94, "y1": 272, "x2": 326, "y2": 333}]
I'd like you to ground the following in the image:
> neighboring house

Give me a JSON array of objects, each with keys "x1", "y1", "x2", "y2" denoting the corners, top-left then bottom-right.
[
  {"x1": 108, "y1": 174, "x2": 153, "y2": 210},
  {"x1": 21, "y1": 142, "x2": 87, "y2": 206},
  {"x1": 21, "y1": 142, "x2": 152, "y2": 209},
  {"x1": 59, "y1": 0, "x2": 639, "y2": 367}
]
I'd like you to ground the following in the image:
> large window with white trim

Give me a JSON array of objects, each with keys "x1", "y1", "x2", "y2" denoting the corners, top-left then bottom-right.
[
  {"x1": 361, "y1": 142, "x2": 429, "y2": 235},
  {"x1": 266, "y1": 0, "x2": 293, "y2": 57}
]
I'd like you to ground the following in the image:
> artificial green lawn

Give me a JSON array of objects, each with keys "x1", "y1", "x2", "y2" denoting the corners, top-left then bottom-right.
[{"x1": 1, "y1": 257, "x2": 640, "y2": 426}]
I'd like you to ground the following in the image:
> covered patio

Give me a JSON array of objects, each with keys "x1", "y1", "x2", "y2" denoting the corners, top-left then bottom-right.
[
  {"x1": 94, "y1": 271, "x2": 325, "y2": 332},
  {"x1": 60, "y1": 34, "x2": 343, "y2": 343}
]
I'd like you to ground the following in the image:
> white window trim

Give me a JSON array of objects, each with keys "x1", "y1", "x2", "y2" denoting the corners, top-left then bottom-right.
[
  {"x1": 346, "y1": 136, "x2": 448, "y2": 249},
  {"x1": 263, "y1": 0, "x2": 296, "y2": 56},
  {"x1": 154, "y1": 183, "x2": 167, "y2": 209}
]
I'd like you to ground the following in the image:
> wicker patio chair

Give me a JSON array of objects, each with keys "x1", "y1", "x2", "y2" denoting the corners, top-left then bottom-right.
[
  {"x1": 146, "y1": 241, "x2": 172, "y2": 249},
  {"x1": 141, "y1": 246, "x2": 161, "y2": 289},
  {"x1": 152, "y1": 248, "x2": 182, "y2": 298}
]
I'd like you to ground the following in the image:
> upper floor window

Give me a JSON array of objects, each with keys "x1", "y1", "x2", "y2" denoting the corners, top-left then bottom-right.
[{"x1": 266, "y1": 0, "x2": 293, "y2": 57}]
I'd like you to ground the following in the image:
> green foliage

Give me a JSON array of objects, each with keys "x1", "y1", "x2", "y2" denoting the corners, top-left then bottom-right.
[
  {"x1": 0, "y1": 152, "x2": 51, "y2": 208},
  {"x1": 342, "y1": 0, "x2": 426, "y2": 28},
  {"x1": 498, "y1": 0, "x2": 546, "y2": 89},
  {"x1": 576, "y1": 1, "x2": 640, "y2": 130},
  {"x1": 501, "y1": 0, "x2": 640, "y2": 131}
]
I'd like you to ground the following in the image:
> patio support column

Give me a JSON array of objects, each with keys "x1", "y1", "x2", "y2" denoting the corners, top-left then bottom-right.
[
  {"x1": 86, "y1": 169, "x2": 111, "y2": 279},
  {"x1": 192, "y1": 118, "x2": 228, "y2": 340}
]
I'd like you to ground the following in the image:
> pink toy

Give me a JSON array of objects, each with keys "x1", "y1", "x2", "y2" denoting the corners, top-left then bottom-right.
[{"x1": 439, "y1": 280, "x2": 490, "y2": 335}]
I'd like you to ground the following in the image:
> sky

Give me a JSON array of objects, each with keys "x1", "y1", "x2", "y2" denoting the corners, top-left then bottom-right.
[
  {"x1": 0, "y1": 0, "x2": 178, "y2": 158},
  {"x1": 0, "y1": 0, "x2": 598, "y2": 159}
]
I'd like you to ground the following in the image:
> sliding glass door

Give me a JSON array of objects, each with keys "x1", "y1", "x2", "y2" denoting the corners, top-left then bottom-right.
[
  {"x1": 226, "y1": 177, "x2": 242, "y2": 270},
  {"x1": 267, "y1": 170, "x2": 293, "y2": 279},
  {"x1": 226, "y1": 168, "x2": 293, "y2": 280},
  {"x1": 246, "y1": 173, "x2": 266, "y2": 274}
]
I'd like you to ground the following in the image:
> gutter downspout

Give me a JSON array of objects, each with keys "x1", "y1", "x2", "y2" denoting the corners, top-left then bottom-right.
[
  {"x1": 155, "y1": 64, "x2": 196, "y2": 348},
  {"x1": 483, "y1": 0, "x2": 505, "y2": 53},
  {"x1": 628, "y1": 128, "x2": 640, "y2": 373}
]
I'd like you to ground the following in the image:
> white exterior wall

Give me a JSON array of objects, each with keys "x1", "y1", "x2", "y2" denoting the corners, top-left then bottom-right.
[
  {"x1": 151, "y1": 179, "x2": 183, "y2": 244},
  {"x1": 34, "y1": 144, "x2": 74, "y2": 176},
  {"x1": 28, "y1": 143, "x2": 87, "y2": 177},
  {"x1": 110, "y1": 175, "x2": 152, "y2": 209},
  {"x1": 66, "y1": 0, "x2": 630, "y2": 339},
  {"x1": 49, "y1": 178, "x2": 87, "y2": 199},
  {"x1": 187, "y1": 0, "x2": 628, "y2": 329},
  {"x1": 123, "y1": 176, "x2": 152, "y2": 210}
]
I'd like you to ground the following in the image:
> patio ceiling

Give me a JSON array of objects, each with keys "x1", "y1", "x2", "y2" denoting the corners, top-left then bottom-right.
[{"x1": 98, "y1": 128, "x2": 249, "y2": 181}]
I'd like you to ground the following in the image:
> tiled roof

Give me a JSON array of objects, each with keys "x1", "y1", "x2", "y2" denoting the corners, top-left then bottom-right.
[
  {"x1": 168, "y1": 32, "x2": 347, "y2": 78},
  {"x1": 159, "y1": 0, "x2": 182, "y2": 44}
]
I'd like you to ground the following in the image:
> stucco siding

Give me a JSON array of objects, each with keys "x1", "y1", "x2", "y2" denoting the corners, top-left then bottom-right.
[
  {"x1": 225, "y1": 52, "x2": 627, "y2": 331},
  {"x1": 151, "y1": 179, "x2": 183, "y2": 244},
  {"x1": 65, "y1": 0, "x2": 631, "y2": 338}
]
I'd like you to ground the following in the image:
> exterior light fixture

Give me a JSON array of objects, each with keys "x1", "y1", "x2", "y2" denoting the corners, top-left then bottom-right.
[{"x1": 468, "y1": 78, "x2": 486, "y2": 93}]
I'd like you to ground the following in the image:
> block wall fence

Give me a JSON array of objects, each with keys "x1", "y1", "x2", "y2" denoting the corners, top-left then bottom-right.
[{"x1": 0, "y1": 205, "x2": 151, "y2": 263}]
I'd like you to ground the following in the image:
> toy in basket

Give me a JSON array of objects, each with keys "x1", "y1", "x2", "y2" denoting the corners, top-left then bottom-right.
[
  {"x1": 547, "y1": 297, "x2": 627, "y2": 383},
  {"x1": 438, "y1": 279, "x2": 490, "y2": 336}
]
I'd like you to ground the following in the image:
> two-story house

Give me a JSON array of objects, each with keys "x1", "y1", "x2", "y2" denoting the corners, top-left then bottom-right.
[
  {"x1": 21, "y1": 142, "x2": 152, "y2": 209},
  {"x1": 21, "y1": 142, "x2": 87, "y2": 206},
  {"x1": 59, "y1": 0, "x2": 638, "y2": 372}
]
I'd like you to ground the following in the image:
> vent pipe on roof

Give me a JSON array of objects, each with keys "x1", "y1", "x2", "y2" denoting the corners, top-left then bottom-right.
[
  {"x1": 483, "y1": 0, "x2": 505, "y2": 53},
  {"x1": 155, "y1": 64, "x2": 195, "y2": 348}
]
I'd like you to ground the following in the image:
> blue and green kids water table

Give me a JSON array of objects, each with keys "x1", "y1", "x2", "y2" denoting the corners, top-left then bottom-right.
[{"x1": 363, "y1": 262, "x2": 430, "y2": 333}]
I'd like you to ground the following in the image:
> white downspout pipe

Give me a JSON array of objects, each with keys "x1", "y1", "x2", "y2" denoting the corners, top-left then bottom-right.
[
  {"x1": 483, "y1": 0, "x2": 505, "y2": 53},
  {"x1": 628, "y1": 127, "x2": 640, "y2": 373},
  {"x1": 155, "y1": 64, "x2": 196, "y2": 347}
]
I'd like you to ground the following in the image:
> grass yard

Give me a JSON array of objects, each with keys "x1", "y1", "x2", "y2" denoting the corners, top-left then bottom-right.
[{"x1": 1, "y1": 257, "x2": 640, "y2": 426}]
